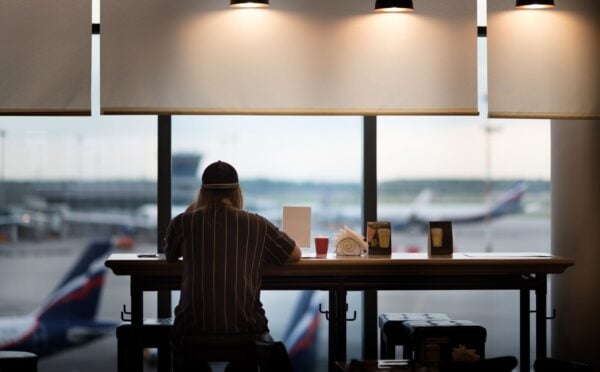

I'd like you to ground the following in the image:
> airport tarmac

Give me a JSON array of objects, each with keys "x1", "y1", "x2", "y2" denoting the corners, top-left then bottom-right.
[{"x1": 0, "y1": 215, "x2": 551, "y2": 372}]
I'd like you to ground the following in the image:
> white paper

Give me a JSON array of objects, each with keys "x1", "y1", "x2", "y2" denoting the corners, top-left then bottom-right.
[
  {"x1": 282, "y1": 206, "x2": 311, "y2": 248},
  {"x1": 463, "y1": 252, "x2": 551, "y2": 258}
]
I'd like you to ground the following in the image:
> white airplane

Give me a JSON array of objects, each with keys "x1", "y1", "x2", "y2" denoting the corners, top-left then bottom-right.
[
  {"x1": 392, "y1": 181, "x2": 528, "y2": 229},
  {"x1": 0, "y1": 240, "x2": 117, "y2": 357},
  {"x1": 324, "y1": 181, "x2": 528, "y2": 231}
]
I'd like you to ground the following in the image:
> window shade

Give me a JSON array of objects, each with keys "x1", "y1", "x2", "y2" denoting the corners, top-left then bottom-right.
[
  {"x1": 0, "y1": 0, "x2": 91, "y2": 115},
  {"x1": 488, "y1": 0, "x2": 600, "y2": 119},
  {"x1": 101, "y1": 0, "x2": 477, "y2": 115}
]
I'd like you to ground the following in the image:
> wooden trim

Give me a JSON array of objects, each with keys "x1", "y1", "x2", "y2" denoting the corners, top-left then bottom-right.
[
  {"x1": 102, "y1": 107, "x2": 480, "y2": 116},
  {"x1": 105, "y1": 253, "x2": 575, "y2": 277},
  {"x1": 489, "y1": 112, "x2": 600, "y2": 120},
  {"x1": 0, "y1": 109, "x2": 91, "y2": 116}
]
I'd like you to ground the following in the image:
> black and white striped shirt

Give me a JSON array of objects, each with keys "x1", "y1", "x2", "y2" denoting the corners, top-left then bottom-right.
[{"x1": 164, "y1": 204, "x2": 296, "y2": 335}]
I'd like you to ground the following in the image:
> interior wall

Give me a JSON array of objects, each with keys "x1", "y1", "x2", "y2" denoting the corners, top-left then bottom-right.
[{"x1": 551, "y1": 120, "x2": 600, "y2": 368}]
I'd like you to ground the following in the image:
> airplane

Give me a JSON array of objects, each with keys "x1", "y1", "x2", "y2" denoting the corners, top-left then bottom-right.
[
  {"x1": 397, "y1": 181, "x2": 528, "y2": 229},
  {"x1": 0, "y1": 200, "x2": 64, "y2": 241},
  {"x1": 0, "y1": 240, "x2": 117, "y2": 357},
  {"x1": 282, "y1": 291, "x2": 322, "y2": 371},
  {"x1": 335, "y1": 181, "x2": 529, "y2": 231},
  {"x1": 94, "y1": 181, "x2": 528, "y2": 240}
]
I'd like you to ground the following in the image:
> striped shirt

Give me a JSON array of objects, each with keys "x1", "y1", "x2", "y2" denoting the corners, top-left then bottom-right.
[{"x1": 164, "y1": 204, "x2": 296, "y2": 335}]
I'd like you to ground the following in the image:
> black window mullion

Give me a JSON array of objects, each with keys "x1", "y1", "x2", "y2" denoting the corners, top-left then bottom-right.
[
  {"x1": 157, "y1": 115, "x2": 172, "y2": 320},
  {"x1": 362, "y1": 115, "x2": 378, "y2": 360}
]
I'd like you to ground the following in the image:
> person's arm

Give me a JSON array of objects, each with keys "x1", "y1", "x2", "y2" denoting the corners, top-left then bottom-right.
[
  {"x1": 287, "y1": 244, "x2": 302, "y2": 262},
  {"x1": 263, "y1": 218, "x2": 299, "y2": 265},
  {"x1": 163, "y1": 215, "x2": 183, "y2": 262}
]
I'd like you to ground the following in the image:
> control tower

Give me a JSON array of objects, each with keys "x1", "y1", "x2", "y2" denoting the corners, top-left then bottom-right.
[{"x1": 172, "y1": 153, "x2": 202, "y2": 206}]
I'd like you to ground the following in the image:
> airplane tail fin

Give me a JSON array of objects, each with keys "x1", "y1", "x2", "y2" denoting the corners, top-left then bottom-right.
[
  {"x1": 412, "y1": 188, "x2": 433, "y2": 208},
  {"x1": 490, "y1": 181, "x2": 527, "y2": 216},
  {"x1": 37, "y1": 240, "x2": 112, "y2": 322},
  {"x1": 283, "y1": 291, "x2": 321, "y2": 371}
]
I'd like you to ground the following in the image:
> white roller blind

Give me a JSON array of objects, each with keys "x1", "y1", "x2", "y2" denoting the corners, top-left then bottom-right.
[
  {"x1": 102, "y1": 0, "x2": 477, "y2": 115},
  {"x1": 0, "y1": 0, "x2": 91, "y2": 115},
  {"x1": 488, "y1": 0, "x2": 600, "y2": 119}
]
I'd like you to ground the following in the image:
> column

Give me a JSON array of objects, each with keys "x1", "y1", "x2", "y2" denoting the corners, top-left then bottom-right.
[{"x1": 551, "y1": 120, "x2": 600, "y2": 368}]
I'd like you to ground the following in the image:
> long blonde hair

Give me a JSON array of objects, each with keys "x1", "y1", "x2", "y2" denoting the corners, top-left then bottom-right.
[{"x1": 193, "y1": 185, "x2": 244, "y2": 211}]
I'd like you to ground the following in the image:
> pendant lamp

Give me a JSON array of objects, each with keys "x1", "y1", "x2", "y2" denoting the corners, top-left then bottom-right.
[
  {"x1": 515, "y1": 0, "x2": 554, "y2": 9},
  {"x1": 375, "y1": 0, "x2": 414, "y2": 12},
  {"x1": 230, "y1": 0, "x2": 269, "y2": 8}
]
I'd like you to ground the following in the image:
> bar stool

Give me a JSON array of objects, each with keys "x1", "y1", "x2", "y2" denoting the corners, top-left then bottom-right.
[
  {"x1": 0, "y1": 351, "x2": 38, "y2": 372},
  {"x1": 401, "y1": 319, "x2": 487, "y2": 363},
  {"x1": 116, "y1": 318, "x2": 173, "y2": 372},
  {"x1": 171, "y1": 334, "x2": 292, "y2": 372},
  {"x1": 378, "y1": 312, "x2": 451, "y2": 359},
  {"x1": 534, "y1": 357, "x2": 593, "y2": 372}
]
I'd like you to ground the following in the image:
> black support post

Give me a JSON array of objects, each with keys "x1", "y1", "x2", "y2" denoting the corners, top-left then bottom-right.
[
  {"x1": 328, "y1": 290, "x2": 337, "y2": 372},
  {"x1": 536, "y1": 274, "x2": 548, "y2": 360},
  {"x1": 520, "y1": 289, "x2": 530, "y2": 372},
  {"x1": 157, "y1": 115, "x2": 172, "y2": 254},
  {"x1": 362, "y1": 116, "x2": 378, "y2": 360},
  {"x1": 157, "y1": 115, "x2": 172, "y2": 371}
]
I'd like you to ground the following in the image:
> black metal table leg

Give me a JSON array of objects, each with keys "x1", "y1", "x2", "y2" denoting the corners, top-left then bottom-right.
[
  {"x1": 327, "y1": 287, "x2": 348, "y2": 372},
  {"x1": 335, "y1": 287, "x2": 347, "y2": 365},
  {"x1": 520, "y1": 289, "x2": 530, "y2": 372},
  {"x1": 130, "y1": 279, "x2": 143, "y2": 372},
  {"x1": 535, "y1": 274, "x2": 548, "y2": 361},
  {"x1": 328, "y1": 290, "x2": 337, "y2": 372},
  {"x1": 362, "y1": 290, "x2": 378, "y2": 360}
]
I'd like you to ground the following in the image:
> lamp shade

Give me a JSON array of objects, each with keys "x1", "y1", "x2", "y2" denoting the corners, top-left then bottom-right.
[
  {"x1": 230, "y1": 0, "x2": 269, "y2": 8},
  {"x1": 515, "y1": 0, "x2": 554, "y2": 9},
  {"x1": 375, "y1": 0, "x2": 414, "y2": 12}
]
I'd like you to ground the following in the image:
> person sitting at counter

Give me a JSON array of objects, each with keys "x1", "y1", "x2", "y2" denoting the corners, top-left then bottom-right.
[{"x1": 164, "y1": 160, "x2": 302, "y2": 372}]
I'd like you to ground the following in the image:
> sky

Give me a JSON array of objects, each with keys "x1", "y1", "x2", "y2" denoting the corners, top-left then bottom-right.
[{"x1": 0, "y1": 0, "x2": 550, "y2": 183}]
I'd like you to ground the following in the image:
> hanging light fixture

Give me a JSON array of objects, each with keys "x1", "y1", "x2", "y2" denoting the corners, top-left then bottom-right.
[
  {"x1": 374, "y1": 0, "x2": 414, "y2": 13},
  {"x1": 515, "y1": 0, "x2": 554, "y2": 9},
  {"x1": 230, "y1": 0, "x2": 269, "y2": 8}
]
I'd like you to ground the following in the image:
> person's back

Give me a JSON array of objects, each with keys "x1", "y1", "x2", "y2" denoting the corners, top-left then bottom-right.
[
  {"x1": 166, "y1": 203, "x2": 296, "y2": 335},
  {"x1": 164, "y1": 161, "x2": 301, "y2": 371}
]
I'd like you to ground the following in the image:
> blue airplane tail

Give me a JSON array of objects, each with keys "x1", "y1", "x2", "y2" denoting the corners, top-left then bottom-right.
[
  {"x1": 283, "y1": 291, "x2": 321, "y2": 371},
  {"x1": 490, "y1": 181, "x2": 527, "y2": 217},
  {"x1": 37, "y1": 240, "x2": 112, "y2": 322}
]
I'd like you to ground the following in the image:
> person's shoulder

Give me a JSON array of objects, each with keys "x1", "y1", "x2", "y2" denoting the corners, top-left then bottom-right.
[
  {"x1": 250, "y1": 211, "x2": 282, "y2": 231},
  {"x1": 172, "y1": 209, "x2": 200, "y2": 222},
  {"x1": 171, "y1": 212, "x2": 185, "y2": 221},
  {"x1": 236, "y1": 209, "x2": 271, "y2": 224}
]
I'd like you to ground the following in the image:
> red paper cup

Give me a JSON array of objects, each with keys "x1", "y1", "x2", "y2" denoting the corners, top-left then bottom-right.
[{"x1": 315, "y1": 236, "x2": 329, "y2": 257}]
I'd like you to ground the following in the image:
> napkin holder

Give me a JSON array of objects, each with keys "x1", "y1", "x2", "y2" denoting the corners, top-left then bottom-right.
[{"x1": 334, "y1": 226, "x2": 367, "y2": 256}]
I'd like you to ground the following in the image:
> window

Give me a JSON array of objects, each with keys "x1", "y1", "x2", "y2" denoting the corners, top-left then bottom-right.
[
  {"x1": 0, "y1": 35, "x2": 157, "y2": 371},
  {"x1": 376, "y1": 36, "x2": 550, "y2": 362}
]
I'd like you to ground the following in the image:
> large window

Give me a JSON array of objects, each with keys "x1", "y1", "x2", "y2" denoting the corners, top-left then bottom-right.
[
  {"x1": 376, "y1": 36, "x2": 551, "y2": 363},
  {"x1": 0, "y1": 1, "x2": 553, "y2": 369},
  {"x1": 0, "y1": 35, "x2": 157, "y2": 371}
]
